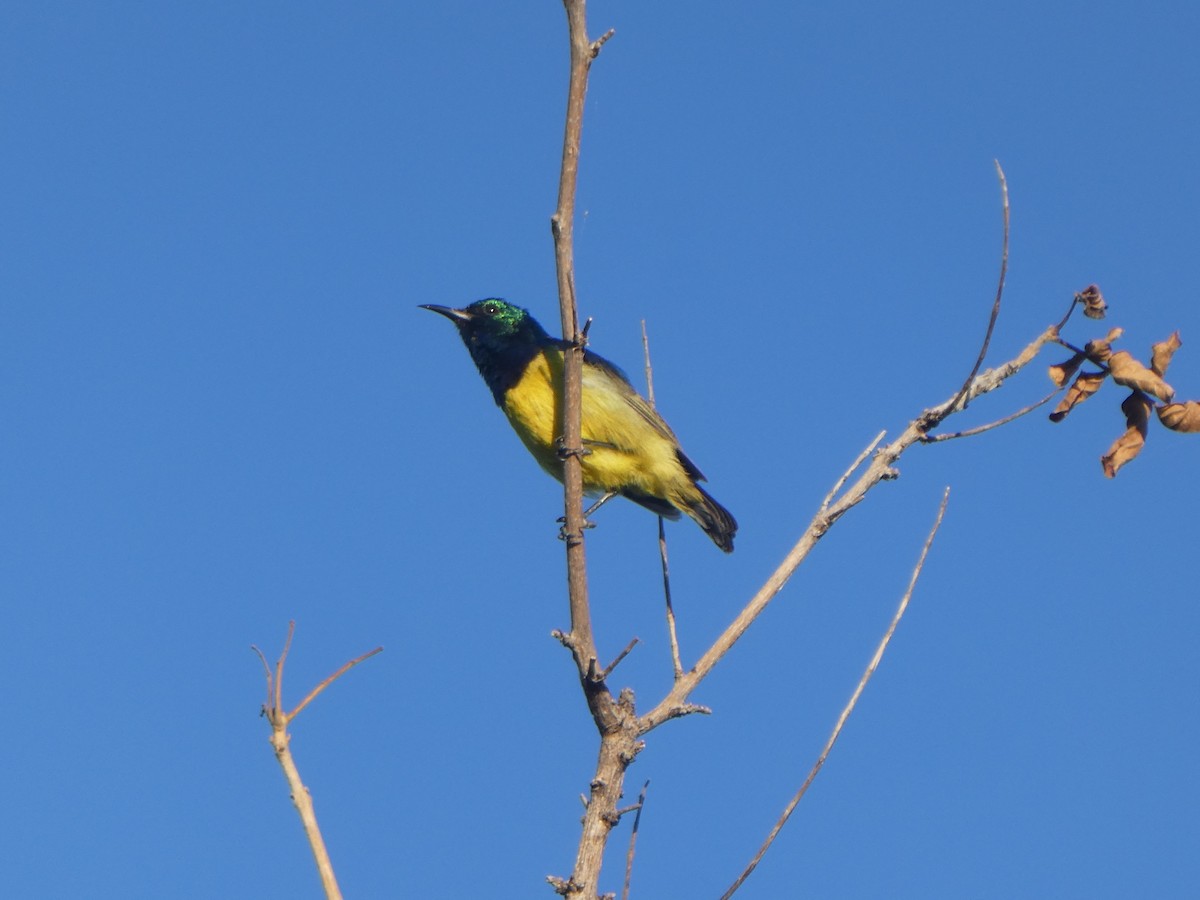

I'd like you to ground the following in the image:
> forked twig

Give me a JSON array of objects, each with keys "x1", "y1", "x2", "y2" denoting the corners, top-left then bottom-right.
[
  {"x1": 719, "y1": 489, "x2": 950, "y2": 899},
  {"x1": 252, "y1": 622, "x2": 383, "y2": 900}
]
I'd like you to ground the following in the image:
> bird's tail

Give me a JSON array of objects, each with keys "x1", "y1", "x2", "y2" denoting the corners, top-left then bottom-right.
[{"x1": 684, "y1": 486, "x2": 737, "y2": 553}]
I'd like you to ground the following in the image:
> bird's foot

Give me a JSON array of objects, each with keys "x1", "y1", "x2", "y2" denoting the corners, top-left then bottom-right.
[
  {"x1": 557, "y1": 517, "x2": 597, "y2": 542},
  {"x1": 554, "y1": 436, "x2": 592, "y2": 461},
  {"x1": 557, "y1": 522, "x2": 596, "y2": 545}
]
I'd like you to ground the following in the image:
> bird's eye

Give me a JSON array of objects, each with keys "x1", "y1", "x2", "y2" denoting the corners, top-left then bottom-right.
[{"x1": 483, "y1": 303, "x2": 499, "y2": 315}]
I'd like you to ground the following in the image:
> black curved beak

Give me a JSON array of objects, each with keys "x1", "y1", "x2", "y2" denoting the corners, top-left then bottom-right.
[{"x1": 419, "y1": 304, "x2": 472, "y2": 323}]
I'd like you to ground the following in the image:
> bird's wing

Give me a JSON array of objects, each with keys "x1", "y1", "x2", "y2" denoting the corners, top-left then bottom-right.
[{"x1": 581, "y1": 349, "x2": 708, "y2": 483}]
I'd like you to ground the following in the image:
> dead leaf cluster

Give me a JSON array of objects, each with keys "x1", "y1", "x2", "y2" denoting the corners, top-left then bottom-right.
[{"x1": 1048, "y1": 288, "x2": 1196, "y2": 476}]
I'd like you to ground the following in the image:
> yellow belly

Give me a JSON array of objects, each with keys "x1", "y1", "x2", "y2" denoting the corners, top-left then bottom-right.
[{"x1": 500, "y1": 348, "x2": 691, "y2": 503}]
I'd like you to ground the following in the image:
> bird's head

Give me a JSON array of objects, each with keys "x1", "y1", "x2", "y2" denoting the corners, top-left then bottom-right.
[
  {"x1": 421, "y1": 298, "x2": 549, "y2": 350},
  {"x1": 421, "y1": 299, "x2": 552, "y2": 399}
]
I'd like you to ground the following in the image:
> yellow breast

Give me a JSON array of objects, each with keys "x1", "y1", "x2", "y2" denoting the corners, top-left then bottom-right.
[{"x1": 500, "y1": 348, "x2": 694, "y2": 503}]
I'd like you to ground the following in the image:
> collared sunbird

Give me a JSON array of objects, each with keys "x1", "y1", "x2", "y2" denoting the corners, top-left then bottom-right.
[{"x1": 421, "y1": 299, "x2": 737, "y2": 552}]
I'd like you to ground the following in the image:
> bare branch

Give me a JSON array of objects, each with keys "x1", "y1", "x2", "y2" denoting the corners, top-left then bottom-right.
[
  {"x1": 720, "y1": 489, "x2": 950, "y2": 899},
  {"x1": 548, "y1": 6, "x2": 642, "y2": 897},
  {"x1": 553, "y1": 0, "x2": 600, "y2": 673},
  {"x1": 638, "y1": 324, "x2": 1059, "y2": 734}
]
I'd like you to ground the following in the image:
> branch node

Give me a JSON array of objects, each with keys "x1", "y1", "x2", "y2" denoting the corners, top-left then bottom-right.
[
  {"x1": 618, "y1": 742, "x2": 644, "y2": 765},
  {"x1": 616, "y1": 686, "x2": 636, "y2": 712},
  {"x1": 547, "y1": 874, "x2": 580, "y2": 896},
  {"x1": 590, "y1": 28, "x2": 616, "y2": 56}
]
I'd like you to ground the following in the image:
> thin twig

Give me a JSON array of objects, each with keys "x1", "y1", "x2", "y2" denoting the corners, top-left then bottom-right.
[
  {"x1": 601, "y1": 637, "x2": 640, "y2": 680},
  {"x1": 819, "y1": 430, "x2": 886, "y2": 514},
  {"x1": 949, "y1": 160, "x2": 1010, "y2": 414},
  {"x1": 640, "y1": 319, "x2": 656, "y2": 408},
  {"x1": 622, "y1": 781, "x2": 650, "y2": 900},
  {"x1": 719, "y1": 489, "x2": 950, "y2": 900},
  {"x1": 290, "y1": 646, "x2": 384, "y2": 720},
  {"x1": 659, "y1": 519, "x2": 683, "y2": 679},
  {"x1": 276, "y1": 619, "x2": 296, "y2": 713},
  {"x1": 250, "y1": 644, "x2": 273, "y2": 700},
  {"x1": 923, "y1": 388, "x2": 1062, "y2": 442},
  {"x1": 1056, "y1": 298, "x2": 1079, "y2": 331},
  {"x1": 641, "y1": 319, "x2": 683, "y2": 678}
]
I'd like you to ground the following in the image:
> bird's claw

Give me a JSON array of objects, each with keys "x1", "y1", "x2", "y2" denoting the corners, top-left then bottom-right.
[
  {"x1": 557, "y1": 517, "x2": 597, "y2": 542},
  {"x1": 554, "y1": 436, "x2": 591, "y2": 461}
]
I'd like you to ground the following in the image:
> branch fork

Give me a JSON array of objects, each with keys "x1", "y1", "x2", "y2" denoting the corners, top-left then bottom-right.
[{"x1": 250, "y1": 622, "x2": 382, "y2": 900}]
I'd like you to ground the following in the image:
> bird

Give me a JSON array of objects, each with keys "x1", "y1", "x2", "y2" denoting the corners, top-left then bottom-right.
[{"x1": 421, "y1": 299, "x2": 737, "y2": 552}]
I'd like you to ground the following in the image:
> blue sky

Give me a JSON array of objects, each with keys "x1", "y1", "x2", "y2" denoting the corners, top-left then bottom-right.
[{"x1": 4, "y1": 2, "x2": 1199, "y2": 897}]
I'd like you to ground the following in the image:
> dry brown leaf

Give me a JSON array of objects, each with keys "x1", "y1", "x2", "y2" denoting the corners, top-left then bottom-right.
[
  {"x1": 1077, "y1": 284, "x2": 1107, "y2": 320},
  {"x1": 1151, "y1": 331, "x2": 1182, "y2": 377},
  {"x1": 1108, "y1": 350, "x2": 1175, "y2": 402},
  {"x1": 1085, "y1": 327, "x2": 1124, "y2": 363},
  {"x1": 1048, "y1": 352, "x2": 1085, "y2": 387},
  {"x1": 1100, "y1": 392, "x2": 1153, "y2": 477},
  {"x1": 1101, "y1": 427, "x2": 1145, "y2": 477},
  {"x1": 1049, "y1": 370, "x2": 1107, "y2": 422},
  {"x1": 1157, "y1": 400, "x2": 1200, "y2": 433}
]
